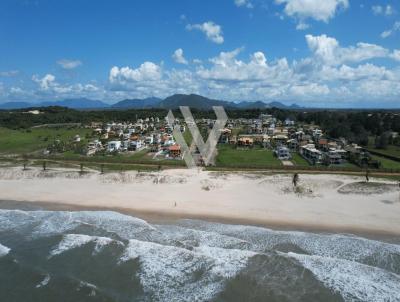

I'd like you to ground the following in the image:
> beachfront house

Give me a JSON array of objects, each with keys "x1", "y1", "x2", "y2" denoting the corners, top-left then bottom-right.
[
  {"x1": 300, "y1": 144, "x2": 323, "y2": 165},
  {"x1": 129, "y1": 140, "x2": 143, "y2": 151},
  {"x1": 107, "y1": 141, "x2": 122, "y2": 152},
  {"x1": 168, "y1": 145, "x2": 181, "y2": 158},
  {"x1": 275, "y1": 146, "x2": 291, "y2": 160}
]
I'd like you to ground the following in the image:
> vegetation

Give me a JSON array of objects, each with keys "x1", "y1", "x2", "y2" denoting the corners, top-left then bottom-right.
[
  {"x1": 0, "y1": 127, "x2": 91, "y2": 154},
  {"x1": 291, "y1": 153, "x2": 310, "y2": 166},
  {"x1": 216, "y1": 144, "x2": 281, "y2": 167},
  {"x1": 371, "y1": 155, "x2": 400, "y2": 170}
]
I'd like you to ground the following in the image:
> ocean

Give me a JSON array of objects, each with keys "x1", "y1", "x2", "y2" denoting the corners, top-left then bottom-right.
[{"x1": 0, "y1": 207, "x2": 399, "y2": 302}]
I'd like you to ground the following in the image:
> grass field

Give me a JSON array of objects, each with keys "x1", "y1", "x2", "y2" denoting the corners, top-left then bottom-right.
[
  {"x1": 368, "y1": 145, "x2": 400, "y2": 159},
  {"x1": 291, "y1": 153, "x2": 310, "y2": 166},
  {"x1": 372, "y1": 155, "x2": 400, "y2": 170},
  {"x1": 216, "y1": 144, "x2": 281, "y2": 167},
  {"x1": 0, "y1": 127, "x2": 92, "y2": 154}
]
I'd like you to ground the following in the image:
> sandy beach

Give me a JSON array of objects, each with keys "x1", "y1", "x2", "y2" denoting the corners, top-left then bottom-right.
[{"x1": 0, "y1": 167, "x2": 399, "y2": 236}]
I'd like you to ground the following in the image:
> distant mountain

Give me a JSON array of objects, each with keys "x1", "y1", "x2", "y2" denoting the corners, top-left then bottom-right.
[
  {"x1": 235, "y1": 101, "x2": 270, "y2": 109},
  {"x1": 40, "y1": 98, "x2": 109, "y2": 109},
  {"x1": 0, "y1": 95, "x2": 301, "y2": 110},
  {"x1": 158, "y1": 94, "x2": 233, "y2": 110},
  {"x1": 112, "y1": 97, "x2": 161, "y2": 109},
  {"x1": 235, "y1": 100, "x2": 302, "y2": 110},
  {"x1": 0, "y1": 102, "x2": 33, "y2": 110}
]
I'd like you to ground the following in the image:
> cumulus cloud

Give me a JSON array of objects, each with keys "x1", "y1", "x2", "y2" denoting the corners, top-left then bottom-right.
[
  {"x1": 372, "y1": 5, "x2": 395, "y2": 16},
  {"x1": 172, "y1": 48, "x2": 188, "y2": 64},
  {"x1": 57, "y1": 59, "x2": 82, "y2": 70},
  {"x1": 186, "y1": 21, "x2": 224, "y2": 44},
  {"x1": 305, "y1": 34, "x2": 396, "y2": 65},
  {"x1": 32, "y1": 74, "x2": 56, "y2": 90},
  {"x1": 106, "y1": 36, "x2": 400, "y2": 105},
  {"x1": 109, "y1": 62, "x2": 162, "y2": 85},
  {"x1": 381, "y1": 21, "x2": 400, "y2": 38},
  {"x1": 275, "y1": 0, "x2": 349, "y2": 23},
  {"x1": 8, "y1": 34, "x2": 400, "y2": 106},
  {"x1": 234, "y1": 0, "x2": 253, "y2": 8},
  {"x1": 31, "y1": 73, "x2": 100, "y2": 98}
]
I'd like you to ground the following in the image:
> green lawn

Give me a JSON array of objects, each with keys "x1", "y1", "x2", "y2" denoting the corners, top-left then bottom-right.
[
  {"x1": 0, "y1": 127, "x2": 92, "y2": 154},
  {"x1": 372, "y1": 155, "x2": 400, "y2": 170},
  {"x1": 216, "y1": 144, "x2": 281, "y2": 167},
  {"x1": 368, "y1": 145, "x2": 400, "y2": 159},
  {"x1": 59, "y1": 148, "x2": 185, "y2": 166},
  {"x1": 291, "y1": 153, "x2": 310, "y2": 166}
]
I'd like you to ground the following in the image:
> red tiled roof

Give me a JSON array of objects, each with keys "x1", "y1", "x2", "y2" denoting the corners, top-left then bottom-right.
[{"x1": 169, "y1": 145, "x2": 181, "y2": 151}]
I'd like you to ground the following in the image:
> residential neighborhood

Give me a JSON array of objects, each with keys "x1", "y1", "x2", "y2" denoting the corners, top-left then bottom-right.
[{"x1": 48, "y1": 112, "x2": 395, "y2": 170}]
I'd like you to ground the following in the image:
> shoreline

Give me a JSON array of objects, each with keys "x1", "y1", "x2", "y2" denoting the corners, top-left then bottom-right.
[
  {"x1": 0, "y1": 167, "x2": 399, "y2": 239},
  {"x1": 1, "y1": 199, "x2": 400, "y2": 242}
]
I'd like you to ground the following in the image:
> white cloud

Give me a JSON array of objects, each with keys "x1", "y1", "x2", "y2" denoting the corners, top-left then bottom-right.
[
  {"x1": 186, "y1": 21, "x2": 224, "y2": 44},
  {"x1": 296, "y1": 22, "x2": 310, "y2": 30},
  {"x1": 31, "y1": 73, "x2": 100, "y2": 98},
  {"x1": 381, "y1": 21, "x2": 400, "y2": 38},
  {"x1": 109, "y1": 62, "x2": 162, "y2": 85},
  {"x1": 172, "y1": 48, "x2": 188, "y2": 64},
  {"x1": 306, "y1": 34, "x2": 393, "y2": 65},
  {"x1": 390, "y1": 50, "x2": 400, "y2": 61},
  {"x1": 0, "y1": 70, "x2": 19, "y2": 77},
  {"x1": 32, "y1": 74, "x2": 56, "y2": 90},
  {"x1": 372, "y1": 5, "x2": 395, "y2": 16},
  {"x1": 57, "y1": 59, "x2": 82, "y2": 70},
  {"x1": 234, "y1": 0, "x2": 253, "y2": 8},
  {"x1": 275, "y1": 0, "x2": 349, "y2": 23}
]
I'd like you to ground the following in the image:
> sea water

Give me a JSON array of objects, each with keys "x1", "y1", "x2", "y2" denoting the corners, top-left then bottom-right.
[{"x1": 0, "y1": 208, "x2": 399, "y2": 302}]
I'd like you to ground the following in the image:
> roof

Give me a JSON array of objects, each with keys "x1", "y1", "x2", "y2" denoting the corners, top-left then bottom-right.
[{"x1": 169, "y1": 145, "x2": 181, "y2": 151}]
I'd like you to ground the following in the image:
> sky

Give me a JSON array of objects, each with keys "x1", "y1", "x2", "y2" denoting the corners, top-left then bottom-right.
[{"x1": 0, "y1": 0, "x2": 399, "y2": 108}]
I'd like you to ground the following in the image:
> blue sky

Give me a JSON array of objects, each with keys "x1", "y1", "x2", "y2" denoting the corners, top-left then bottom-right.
[{"x1": 0, "y1": 0, "x2": 399, "y2": 107}]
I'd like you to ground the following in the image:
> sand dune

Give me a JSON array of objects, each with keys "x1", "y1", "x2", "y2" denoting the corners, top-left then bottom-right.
[{"x1": 0, "y1": 167, "x2": 399, "y2": 235}]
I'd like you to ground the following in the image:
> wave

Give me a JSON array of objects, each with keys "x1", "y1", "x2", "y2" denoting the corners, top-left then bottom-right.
[
  {"x1": 288, "y1": 252, "x2": 400, "y2": 302},
  {"x1": 49, "y1": 234, "x2": 123, "y2": 257},
  {"x1": 0, "y1": 242, "x2": 10, "y2": 257},
  {"x1": 1, "y1": 209, "x2": 400, "y2": 301},
  {"x1": 176, "y1": 220, "x2": 400, "y2": 274},
  {"x1": 120, "y1": 239, "x2": 256, "y2": 302}
]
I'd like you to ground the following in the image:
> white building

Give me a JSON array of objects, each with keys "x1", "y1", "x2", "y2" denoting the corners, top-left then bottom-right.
[
  {"x1": 300, "y1": 144, "x2": 323, "y2": 164},
  {"x1": 107, "y1": 141, "x2": 121, "y2": 152},
  {"x1": 275, "y1": 146, "x2": 291, "y2": 160}
]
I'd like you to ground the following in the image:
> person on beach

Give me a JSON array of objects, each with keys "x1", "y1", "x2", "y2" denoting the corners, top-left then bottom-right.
[
  {"x1": 292, "y1": 173, "x2": 299, "y2": 187},
  {"x1": 365, "y1": 170, "x2": 369, "y2": 182}
]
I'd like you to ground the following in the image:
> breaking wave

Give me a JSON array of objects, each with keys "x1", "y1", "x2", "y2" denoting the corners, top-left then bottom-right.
[{"x1": 0, "y1": 209, "x2": 399, "y2": 302}]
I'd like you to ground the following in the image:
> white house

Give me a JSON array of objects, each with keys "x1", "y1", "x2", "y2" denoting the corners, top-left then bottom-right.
[
  {"x1": 300, "y1": 144, "x2": 323, "y2": 164},
  {"x1": 275, "y1": 146, "x2": 291, "y2": 160},
  {"x1": 129, "y1": 140, "x2": 143, "y2": 151},
  {"x1": 107, "y1": 141, "x2": 122, "y2": 152}
]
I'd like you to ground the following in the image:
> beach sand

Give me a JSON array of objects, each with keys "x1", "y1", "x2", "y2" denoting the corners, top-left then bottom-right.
[{"x1": 0, "y1": 167, "x2": 399, "y2": 236}]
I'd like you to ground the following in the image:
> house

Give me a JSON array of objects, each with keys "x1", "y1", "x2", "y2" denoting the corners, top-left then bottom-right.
[
  {"x1": 168, "y1": 145, "x2": 181, "y2": 158},
  {"x1": 129, "y1": 140, "x2": 143, "y2": 151},
  {"x1": 287, "y1": 138, "x2": 299, "y2": 151},
  {"x1": 237, "y1": 136, "x2": 254, "y2": 147},
  {"x1": 300, "y1": 144, "x2": 323, "y2": 164},
  {"x1": 145, "y1": 136, "x2": 154, "y2": 145},
  {"x1": 107, "y1": 141, "x2": 121, "y2": 152},
  {"x1": 324, "y1": 149, "x2": 343, "y2": 165},
  {"x1": 219, "y1": 128, "x2": 232, "y2": 144},
  {"x1": 275, "y1": 146, "x2": 291, "y2": 160}
]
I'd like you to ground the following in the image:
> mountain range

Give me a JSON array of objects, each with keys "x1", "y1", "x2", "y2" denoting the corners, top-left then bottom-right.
[{"x1": 0, "y1": 94, "x2": 301, "y2": 110}]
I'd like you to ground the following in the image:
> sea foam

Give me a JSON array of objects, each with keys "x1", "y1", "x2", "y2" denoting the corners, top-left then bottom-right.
[
  {"x1": 288, "y1": 252, "x2": 400, "y2": 302},
  {"x1": 0, "y1": 243, "x2": 10, "y2": 257}
]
